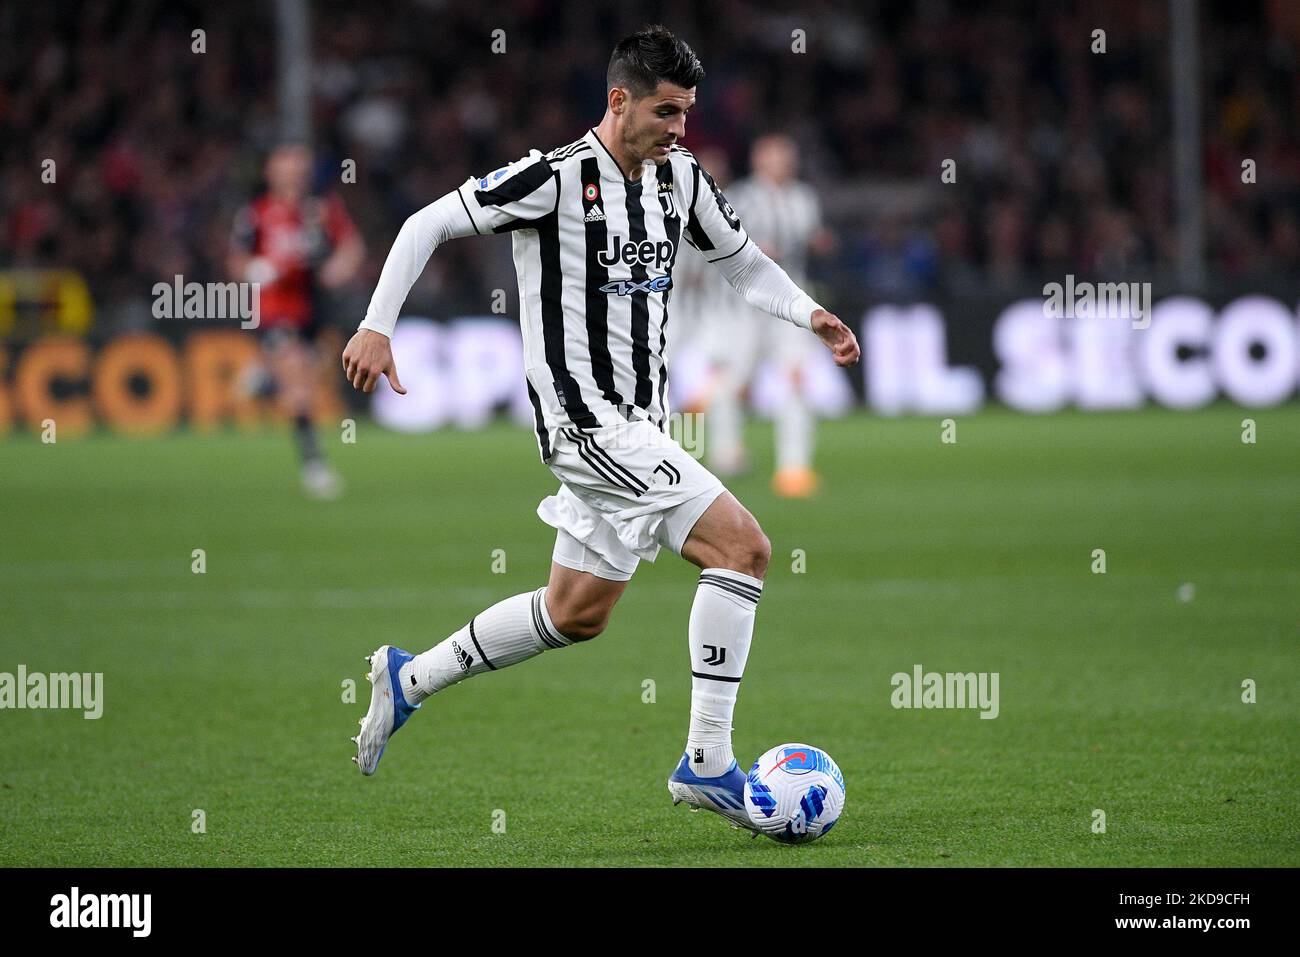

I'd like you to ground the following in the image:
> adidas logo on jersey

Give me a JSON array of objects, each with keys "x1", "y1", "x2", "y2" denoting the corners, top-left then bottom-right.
[{"x1": 583, "y1": 205, "x2": 606, "y2": 223}]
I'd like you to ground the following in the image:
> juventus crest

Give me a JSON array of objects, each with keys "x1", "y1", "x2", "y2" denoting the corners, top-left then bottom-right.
[{"x1": 657, "y1": 179, "x2": 678, "y2": 220}]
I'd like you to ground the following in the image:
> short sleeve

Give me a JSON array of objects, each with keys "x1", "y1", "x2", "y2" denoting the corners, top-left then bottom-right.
[
  {"x1": 456, "y1": 150, "x2": 558, "y2": 234},
  {"x1": 684, "y1": 162, "x2": 750, "y2": 263}
]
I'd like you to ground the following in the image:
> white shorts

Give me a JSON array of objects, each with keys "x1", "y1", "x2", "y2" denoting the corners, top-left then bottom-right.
[{"x1": 538, "y1": 416, "x2": 727, "y2": 581}]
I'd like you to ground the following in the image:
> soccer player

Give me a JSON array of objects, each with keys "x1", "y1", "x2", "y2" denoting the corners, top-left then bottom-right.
[
  {"x1": 698, "y1": 133, "x2": 836, "y2": 496},
  {"x1": 343, "y1": 26, "x2": 859, "y2": 831},
  {"x1": 229, "y1": 142, "x2": 365, "y2": 500}
]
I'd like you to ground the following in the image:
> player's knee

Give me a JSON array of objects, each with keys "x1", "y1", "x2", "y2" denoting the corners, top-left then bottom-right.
[
  {"x1": 734, "y1": 504, "x2": 772, "y2": 577},
  {"x1": 550, "y1": 604, "x2": 610, "y2": 642},
  {"x1": 698, "y1": 507, "x2": 770, "y2": 579},
  {"x1": 721, "y1": 526, "x2": 769, "y2": 579},
  {"x1": 746, "y1": 530, "x2": 771, "y2": 578}
]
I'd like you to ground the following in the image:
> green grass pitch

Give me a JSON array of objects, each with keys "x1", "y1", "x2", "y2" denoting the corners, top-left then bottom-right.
[{"x1": 1, "y1": 404, "x2": 1296, "y2": 866}]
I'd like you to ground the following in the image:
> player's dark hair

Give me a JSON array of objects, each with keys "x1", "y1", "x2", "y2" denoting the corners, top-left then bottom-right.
[{"x1": 607, "y1": 25, "x2": 704, "y2": 101}]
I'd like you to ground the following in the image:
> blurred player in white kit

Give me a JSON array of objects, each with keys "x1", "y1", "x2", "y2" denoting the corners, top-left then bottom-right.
[{"x1": 694, "y1": 134, "x2": 835, "y2": 497}]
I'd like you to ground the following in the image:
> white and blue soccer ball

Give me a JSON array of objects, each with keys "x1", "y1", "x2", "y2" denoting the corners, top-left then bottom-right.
[{"x1": 745, "y1": 743, "x2": 846, "y2": 844}]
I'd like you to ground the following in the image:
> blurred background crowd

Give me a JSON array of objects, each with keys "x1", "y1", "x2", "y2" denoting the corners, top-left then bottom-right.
[{"x1": 2, "y1": 0, "x2": 1298, "y2": 335}]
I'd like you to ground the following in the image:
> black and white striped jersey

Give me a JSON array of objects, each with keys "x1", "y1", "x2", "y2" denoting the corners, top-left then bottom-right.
[
  {"x1": 726, "y1": 177, "x2": 822, "y2": 282},
  {"x1": 454, "y1": 128, "x2": 750, "y2": 461}
]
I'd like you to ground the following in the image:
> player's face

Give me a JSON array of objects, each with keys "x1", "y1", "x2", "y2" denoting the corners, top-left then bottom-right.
[
  {"x1": 754, "y1": 137, "x2": 796, "y2": 183},
  {"x1": 267, "y1": 146, "x2": 312, "y2": 199},
  {"x1": 625, "y1": 82, "x2": 695, "y2": 165}
]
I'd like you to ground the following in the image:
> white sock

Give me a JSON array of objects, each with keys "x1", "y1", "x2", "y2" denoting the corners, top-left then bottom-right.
[
  {"x1": 686, "y1": 568, "x2": 762, "y2": 776},
  {"x1": 398, "y1": 587, "x2": 572, "y2": 703},
  {"x1": 707, "y1": 371, "x2": 746, "y2": 473},
  {"x1": 775, "y1": 372, "x2": 813, "y2": 471}
]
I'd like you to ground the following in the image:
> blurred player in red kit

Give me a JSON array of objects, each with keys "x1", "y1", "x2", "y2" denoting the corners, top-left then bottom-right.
[{"x1": 228, "y1": 143, "x2": 365, "y2": 499}]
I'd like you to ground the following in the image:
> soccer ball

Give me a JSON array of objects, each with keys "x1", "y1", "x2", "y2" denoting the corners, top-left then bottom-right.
[{"x1": 744, "y1": 743, "x2": 846, "y2": 844}]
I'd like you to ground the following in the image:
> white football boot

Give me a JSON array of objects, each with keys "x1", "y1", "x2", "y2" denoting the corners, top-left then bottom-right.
[{"x1": 351, "y1": 645, "x2": 420, "y2": 775}]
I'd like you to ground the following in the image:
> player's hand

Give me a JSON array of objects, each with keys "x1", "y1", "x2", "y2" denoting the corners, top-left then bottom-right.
[
  {"x1": 342, "y1": 329, "x2": 406, "y2": 394},
  {"x1": 811, "y1": 309, "x2": 860, "y2": 367}
]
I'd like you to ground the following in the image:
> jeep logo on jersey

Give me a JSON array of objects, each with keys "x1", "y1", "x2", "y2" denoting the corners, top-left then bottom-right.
[
  {"x1": 599, "y1": 276, "x2": 673, "y2": 297},
  {"x1": 598, "y1": 235, "x2": 675, "y2": 269}
]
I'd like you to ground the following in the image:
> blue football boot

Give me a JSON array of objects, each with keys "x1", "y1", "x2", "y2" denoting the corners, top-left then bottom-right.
[
  {"x1": 667, "y1": 750, "x2": 758, "y2": 833},
  {"x1": 351, "y1": 645, "x2": 420, "y2": 775}
]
